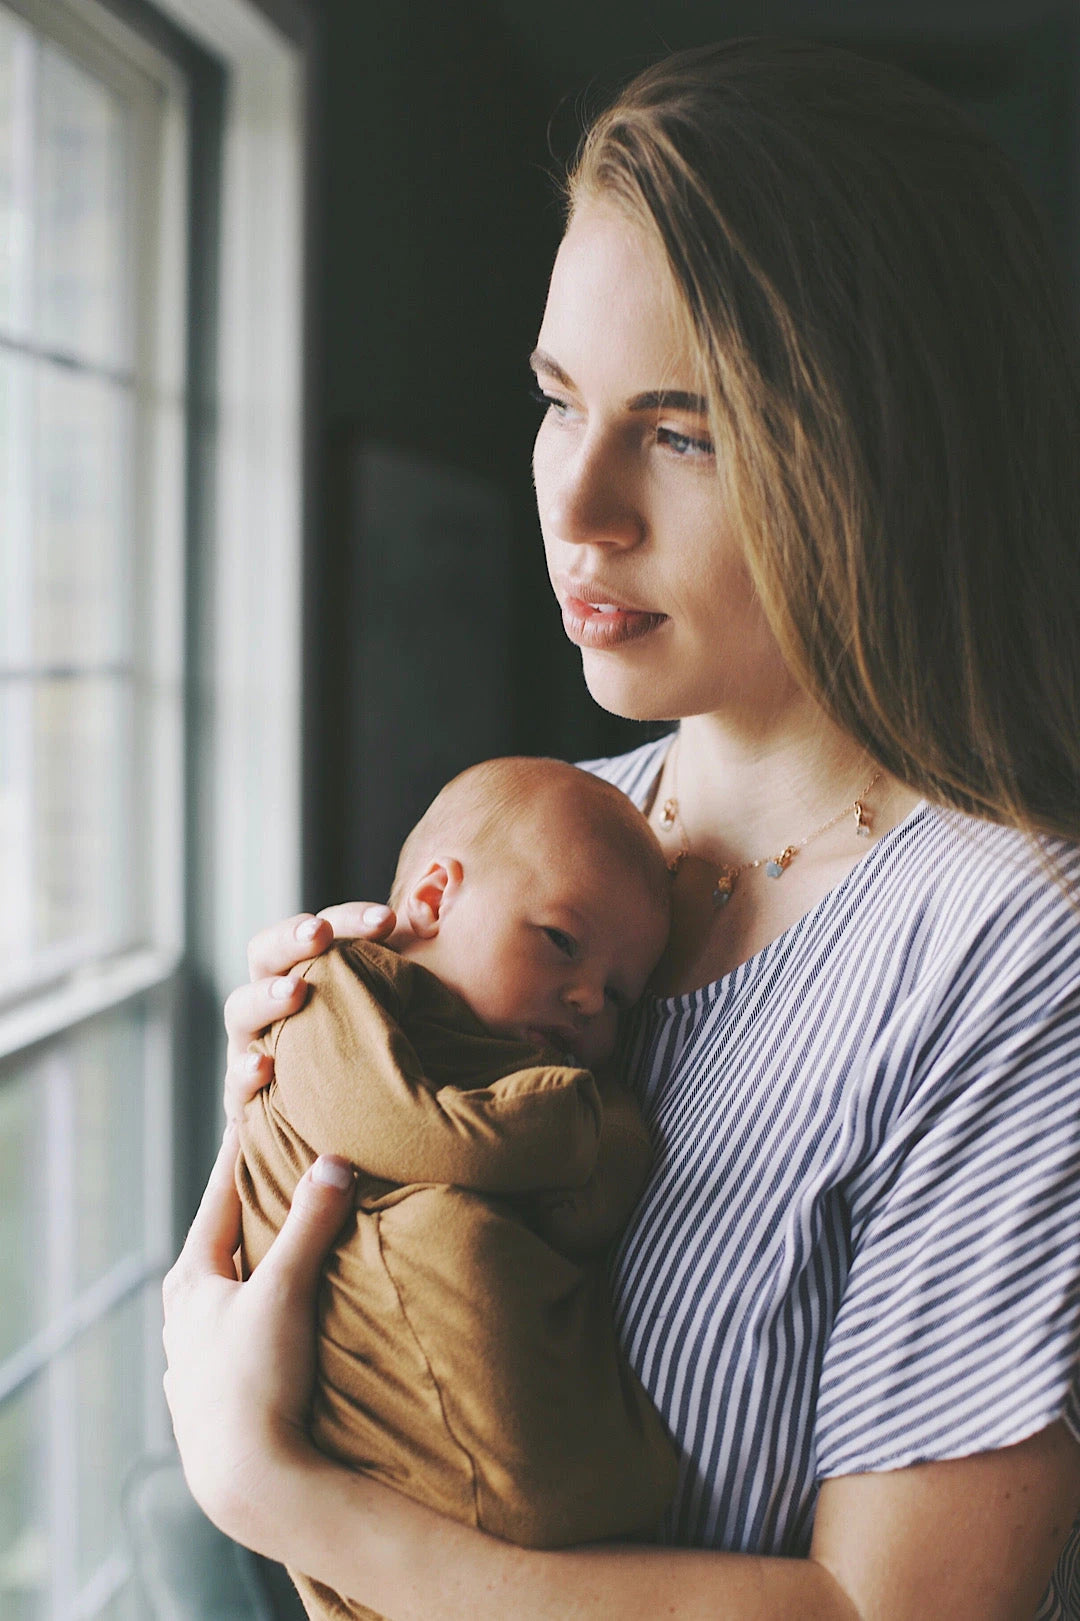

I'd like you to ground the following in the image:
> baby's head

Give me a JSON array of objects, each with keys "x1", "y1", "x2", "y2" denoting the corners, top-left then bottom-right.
[{"x1": 388, "y1": 758, "x2": 671, "y2": 1068}]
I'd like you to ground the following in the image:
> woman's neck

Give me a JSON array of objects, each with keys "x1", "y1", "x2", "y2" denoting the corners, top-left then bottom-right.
[
  {"x1": 668, "y1": 706, "x2": 885, "y2": 866},
  {"x1": 645, "y1": 705, "x2": 923, "y2": 995}
]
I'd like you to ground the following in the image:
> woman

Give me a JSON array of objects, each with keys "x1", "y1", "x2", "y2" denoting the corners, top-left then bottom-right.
[{"x1": 163, "y1": 40, "x2": 1080, "y2": 1619}]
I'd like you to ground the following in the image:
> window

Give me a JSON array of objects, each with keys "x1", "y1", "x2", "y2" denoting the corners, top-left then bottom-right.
[
  {"x1": 0, "y1": 3, "x2": 184, "y2": 1614},
  {"x1": 0, "y1": 0, "x2": 306, "y2": 1614}
]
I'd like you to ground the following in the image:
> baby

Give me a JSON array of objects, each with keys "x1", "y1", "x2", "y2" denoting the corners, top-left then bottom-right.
[{"x1": 236, "y1": 757, "x2": 679, "y2": 1621}]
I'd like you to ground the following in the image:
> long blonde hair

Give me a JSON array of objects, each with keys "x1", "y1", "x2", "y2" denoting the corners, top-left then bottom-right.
[{"x1": 569, "y1": 39, "x2": 1080, "y2": 840}]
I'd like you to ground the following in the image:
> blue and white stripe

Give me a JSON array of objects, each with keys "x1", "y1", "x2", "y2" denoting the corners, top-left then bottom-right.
[{"x1": 586, "y1": 736, "x2": 1080, "y2": 1616}]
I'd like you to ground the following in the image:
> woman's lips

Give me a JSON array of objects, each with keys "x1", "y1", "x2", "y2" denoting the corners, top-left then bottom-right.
[{"x1": 560, "y1": 594, "x2": 668, "y2": 651}]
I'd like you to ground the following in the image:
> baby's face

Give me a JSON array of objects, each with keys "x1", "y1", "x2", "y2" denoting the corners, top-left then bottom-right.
[{"x1": 431, "y1": 823, "x2": 669, "y2": 1069}]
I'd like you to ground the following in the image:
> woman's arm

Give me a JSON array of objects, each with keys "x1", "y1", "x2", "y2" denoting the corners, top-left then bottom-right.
[
  {"x1": 229, "y1": 1427, "x2": 1080, "y2": 1621},
  {"x1": 162, "y1": 1131, "x2": 1080, "y2": 1621}
]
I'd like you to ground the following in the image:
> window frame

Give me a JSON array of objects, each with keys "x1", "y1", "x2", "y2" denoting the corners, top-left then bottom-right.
[{"x1": 135, "y1": 0, "x2": 308, "y2": 1233}]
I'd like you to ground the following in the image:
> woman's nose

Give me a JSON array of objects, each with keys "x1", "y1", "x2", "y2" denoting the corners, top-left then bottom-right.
[{"x1": 540, "y1": 434, "x2": 644, "y2": 551}]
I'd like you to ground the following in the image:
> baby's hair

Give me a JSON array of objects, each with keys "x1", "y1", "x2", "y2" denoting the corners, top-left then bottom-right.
[{"x1": 389, "y1": 757, "x2": 671, "y2": 916}]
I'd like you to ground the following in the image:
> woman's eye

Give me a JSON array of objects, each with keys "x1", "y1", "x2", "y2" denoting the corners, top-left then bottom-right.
[
  {"x1": 528, "y1": 381, "x2": 570, "y2": 417},
  {"x1": 656, "y1": 424, "x2": 714, "y2": 458},
  {"x1": 544, "y1": 927, "x2": 578, "y2": 958}
]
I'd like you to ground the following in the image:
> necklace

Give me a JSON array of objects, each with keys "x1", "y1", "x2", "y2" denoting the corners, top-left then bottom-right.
[{"x1": 657, "y1": 742, "x2": 882, "y2": 907}]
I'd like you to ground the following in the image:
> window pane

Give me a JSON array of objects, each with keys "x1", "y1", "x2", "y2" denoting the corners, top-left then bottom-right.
[
  {"x1": 0, "y1": 7, "x2": 31, "y2": 335},
  {"x1": 72, "y1": 1296, "x2": 145, "y2": 1596},
  {"x1": 36, "y1": 41, "x2": 128, "y2": 369},
  {"x1": 94, "y1": 1584, "x2": 141, "y2": 1621},
  {"x1": 34, "y1": 674, "x2": 136, "y2": 958},
  {"x1": 0, "y1": 345, "x2": 32, "y2": 666},
  {"x1": 0, "y1": 674, "x2": 137, "y2": 990},
  {"x1": 34, "y1": 363, "x2": 132, "y2": 667},
  {"x1": 0, "y1": 1061, "x2": 44, "y2": 1363},
  {"x1": 0, "y1": 11, "x2": 15, "y2": 324},
  {"x1": 0, "y1": 1289, "x2": 158, "y2": 1621},
  {"x1": 73, "y1": 1009, "x2": 146, "y2": 1295},
  {"x1": 0, "y1": 1004, "x2": 148, "y2": 1361},
  {"x1": 0, "y1": 1378, "x2": 48, "y2": 1621},
  {"x1": 0, "y1": 681, "x2": 33, "y2": 987},
  {"x1": 1, "y1": 309, "x2": 137, "y2": 993}
]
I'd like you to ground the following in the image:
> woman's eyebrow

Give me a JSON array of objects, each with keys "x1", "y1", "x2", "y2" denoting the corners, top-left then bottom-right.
[
  {"x1": 627, "y1": 388, "x2": 709, "y2": 414},
  {"x1": 528, "y1": 351, "x2": 708, "y2": 415},
  {"x1": 529, "y1": 347, "x2": 573, "y2": 386}
]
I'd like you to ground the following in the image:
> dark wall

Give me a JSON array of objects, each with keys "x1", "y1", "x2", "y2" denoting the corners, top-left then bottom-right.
[
  {"x1": 303, "y1": 0, "x2": 632, "y2": 904},
  {"x1": 302, "y1": 0, "x2": 1079, "y2": 906}
]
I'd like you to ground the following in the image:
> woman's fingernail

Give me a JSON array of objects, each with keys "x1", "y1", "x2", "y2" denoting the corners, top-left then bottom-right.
[
  {"x1": 311, "y1": 1156, "x2": 353, "y2": 1191},
  {"x1": 270, "y1": 976, "x2": 297, "y2": 1000},
  {"x1": 245, "y1": 1052, "x2": 263, "y2": 1075},
  {"x1": 296, "y1": 918, "x2": 320, "y2": 942},
  {"x1": 363, "y1": 905, "x2": 391, "y2": 928}
]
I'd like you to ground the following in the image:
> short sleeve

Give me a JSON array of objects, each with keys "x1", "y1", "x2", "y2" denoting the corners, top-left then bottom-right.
[{"x1": 816, "y1": 906, "x2": 1080, "y2": 1478}]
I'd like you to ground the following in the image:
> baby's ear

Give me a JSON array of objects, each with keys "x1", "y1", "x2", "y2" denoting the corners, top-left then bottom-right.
[{"x1": 403, "y1": 858, "x2": 464, "y2": 938}]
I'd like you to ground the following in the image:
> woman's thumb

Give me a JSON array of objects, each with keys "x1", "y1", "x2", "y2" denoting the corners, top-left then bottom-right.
[{"x1": 261, "y1": 1157, "x2": 355, "y2": 1300}]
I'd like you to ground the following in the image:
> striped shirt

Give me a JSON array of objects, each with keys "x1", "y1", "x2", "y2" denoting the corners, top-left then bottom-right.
[{"x1": 587, "y1": 735, "x2": 1080, "y2": 1618}]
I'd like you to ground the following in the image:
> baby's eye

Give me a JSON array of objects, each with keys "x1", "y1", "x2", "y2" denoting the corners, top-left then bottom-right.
[
  {"x1": 544, "y1": 927, "x2": 578, "y2": 958},
  {"x1": 604, "y1": 985, "x2": 627, "y2": 1010}
]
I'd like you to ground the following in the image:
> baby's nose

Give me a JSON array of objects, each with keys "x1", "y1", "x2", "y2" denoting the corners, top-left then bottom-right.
[{"x1": 563, "y1": 979, "x2": 605, "y2": 1019}]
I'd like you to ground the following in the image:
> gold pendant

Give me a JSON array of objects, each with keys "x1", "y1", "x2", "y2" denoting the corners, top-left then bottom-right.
[
  {"x1": 764, "y1": 846, "x2": 796, "y2": 879},
  {"x1": 712, "y1": 868, "x2": 737, "y2": 907}
]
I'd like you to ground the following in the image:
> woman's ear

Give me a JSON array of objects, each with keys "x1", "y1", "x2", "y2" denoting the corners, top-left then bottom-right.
[{"x1": 403, "y1": 858, "x2": 464, "y2": 939}]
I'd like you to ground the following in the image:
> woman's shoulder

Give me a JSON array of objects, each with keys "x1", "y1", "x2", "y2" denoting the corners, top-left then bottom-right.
[
  {"x1": 769, "y1": 801, "x2": 1080, "y2": 1026},
  {"x1": 577, "y1": 732, "x2": 674, "y2": 809},
  {"x1": 895, "y1": 804, "x2": 1080, "y2": 948},
  {"x1": 773, "y1": 804, "x2": 1080, "y2": 1124}
]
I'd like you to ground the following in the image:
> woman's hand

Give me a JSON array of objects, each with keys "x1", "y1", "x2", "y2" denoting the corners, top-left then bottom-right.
[
  {"x1": 161, "y1": 1123, "x2": 356, "y2": 1545},
  {"x1": 224, "y1": 902, "x2": 396, "y2": 1119}
]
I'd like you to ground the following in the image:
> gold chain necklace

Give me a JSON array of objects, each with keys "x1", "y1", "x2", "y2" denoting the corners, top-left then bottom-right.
[{"x1": 657, "y1": 741, "x2": 882, "y2": 907}]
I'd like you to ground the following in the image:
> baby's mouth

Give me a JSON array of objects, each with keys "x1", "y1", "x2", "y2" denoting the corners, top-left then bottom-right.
[{"x1": 524, "y1": 1025, "x2": 579, "y2": 1063}]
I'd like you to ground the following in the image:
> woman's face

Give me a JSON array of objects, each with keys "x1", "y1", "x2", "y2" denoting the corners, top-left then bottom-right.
[{"x1": 532, "y1": 199, "x2": 798, "y2": 726}]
